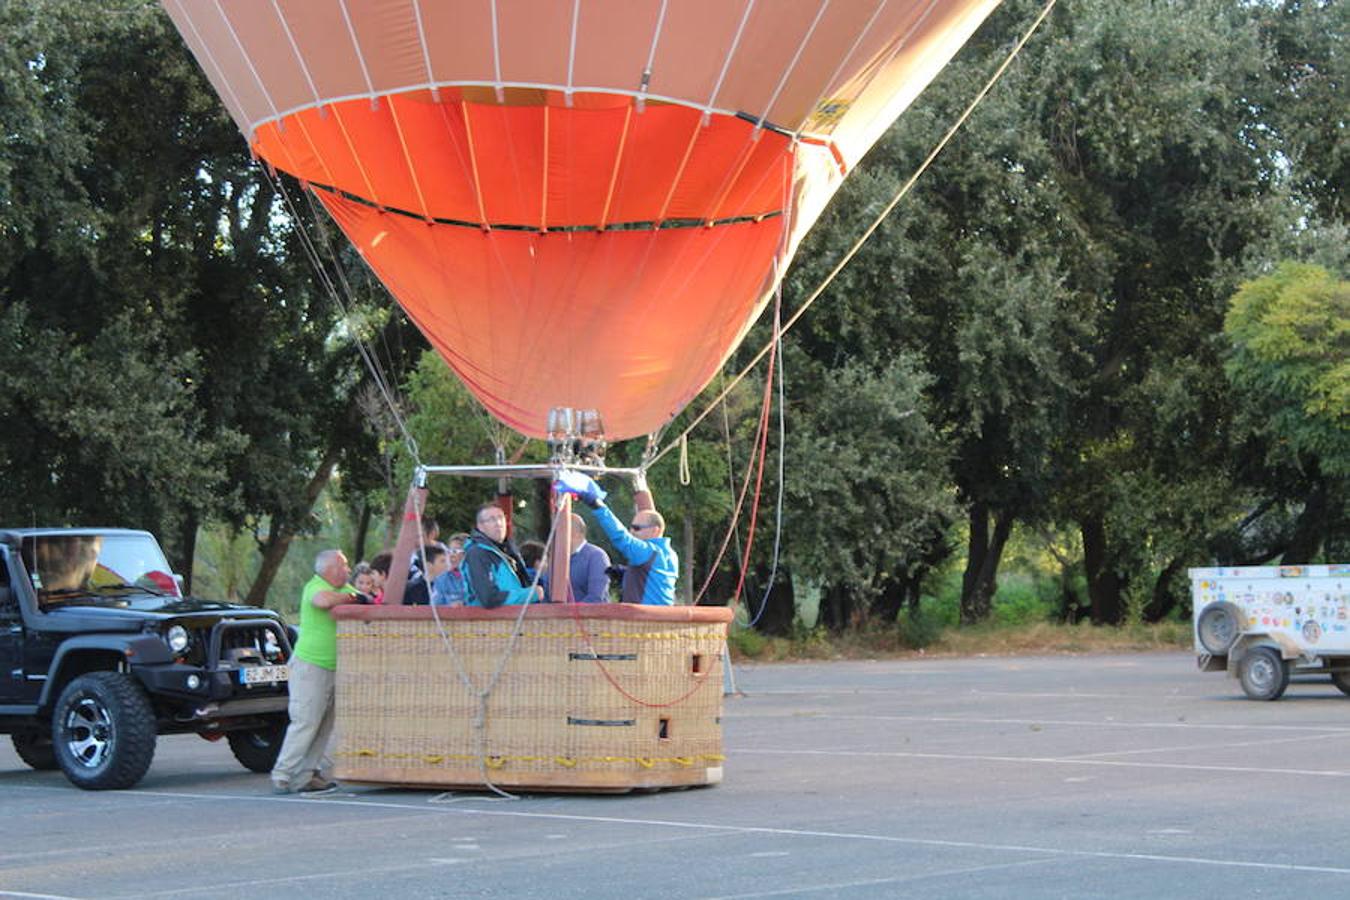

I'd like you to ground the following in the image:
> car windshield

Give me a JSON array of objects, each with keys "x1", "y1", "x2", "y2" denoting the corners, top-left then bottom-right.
[{"x1": 21, "y1": 533, "x2": 181, "y2": 603}]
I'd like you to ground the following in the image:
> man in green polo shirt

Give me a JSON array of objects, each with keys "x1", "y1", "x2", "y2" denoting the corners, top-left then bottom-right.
[{"x1": 270, "y1": 549, "x2": 357, "y2": 795}]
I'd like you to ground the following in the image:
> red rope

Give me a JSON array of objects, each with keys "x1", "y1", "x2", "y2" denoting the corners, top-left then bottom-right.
[
  {"x1": 565, "y1": 599, "x2": 721, "y2": 708},
  {"x1": 566, "y1": 329, "x2": 777, "y2": 707},
  {"x1": 691, "y1": 339, "x2": 776, "y2": 605}
]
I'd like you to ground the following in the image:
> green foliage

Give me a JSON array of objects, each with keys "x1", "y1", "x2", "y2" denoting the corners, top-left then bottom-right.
[
  {"x1": 781, "y1": 355, "x2": 955, "y2": 604},
  {"x1": 897, "y1": 606, "x2": 944, "y2": 650},
  {"x1": 1225, "y1": 263, "x2": 1349, "y2": 476},
  {"x1": 725, "y1": 625, "x2": 767, "y2": 660},
  {"x1": 989, "y1": 576, "x2": 1056, "y2": 626},
  {"x1": 0, "y1": 302, "x2": 226, "y2": 526}
]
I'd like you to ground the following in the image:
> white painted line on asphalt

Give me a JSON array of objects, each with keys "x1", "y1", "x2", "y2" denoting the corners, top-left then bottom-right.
[
  {"x1": 748, "y1": 713, "x2": 1350, "y2": 733},
  {"x1": 131, "y1": 857, "x2": 465, "y2": 897},
  {"x1": 1057, "y1": 730, "x2": 1348, "y2": 759},
  {"x1": 0, "y1": 892, "x2": 84, "y2": 900},
  {"x1": 93, "y1": 787, "x2": 1350, "y2": 879},
  {"x1": 736, "y1": 747, "x2": 1350, "y2": 778},
  {"x1": 701, "y1": 856, "x2": 1065, "y2": 899}
]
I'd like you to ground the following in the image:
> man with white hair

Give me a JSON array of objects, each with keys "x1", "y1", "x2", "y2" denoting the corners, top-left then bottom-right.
[{"x1": 270, "y1": 549, "x2": 356, "y2": 795}]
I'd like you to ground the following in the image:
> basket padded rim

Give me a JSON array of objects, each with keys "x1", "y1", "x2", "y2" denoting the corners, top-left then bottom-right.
[{"x1": 333, "y1": 603, "x2": 734, "y2": 624}]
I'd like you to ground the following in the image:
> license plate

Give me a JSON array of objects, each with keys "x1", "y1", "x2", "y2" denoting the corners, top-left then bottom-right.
[{"x1": 240, "y1": 664, "x2": 290, "y2": 685}]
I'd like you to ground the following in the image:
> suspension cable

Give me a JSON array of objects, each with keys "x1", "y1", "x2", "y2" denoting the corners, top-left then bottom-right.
[
  {"x1": 648, "y1": 0, "x2": 1058, "y2": 468},
  {"x1": 745, "y1": 294, "x2": 787, "y2": 627},
  {"x1": 264, "y1": 167, "x2": 423, "y2": 463}
]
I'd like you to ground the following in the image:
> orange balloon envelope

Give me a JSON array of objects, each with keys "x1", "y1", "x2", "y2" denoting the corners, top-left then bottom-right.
[{"x1": 164, "y1": 0, "x2": 997, "y2": 440}]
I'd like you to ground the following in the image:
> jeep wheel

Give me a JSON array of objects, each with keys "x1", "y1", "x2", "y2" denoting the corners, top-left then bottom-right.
[
  {"x1": 227, "y1": 716, "x2": 288, "y2": 773},
  {"x1": 12, "y1": 730, "x2": 58, "y2": 770},
  {"x1": 52, "y1": 672, "x2": 157, "y2": 790}
]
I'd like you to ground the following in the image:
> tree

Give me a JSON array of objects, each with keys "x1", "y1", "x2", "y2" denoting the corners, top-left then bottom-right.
[
  {"x1": 0, "y1": 1, "x2": 402, "y2": 603},
  {"x1": 1224, "y1": 262, "x2": 1348, "y2": 563}
]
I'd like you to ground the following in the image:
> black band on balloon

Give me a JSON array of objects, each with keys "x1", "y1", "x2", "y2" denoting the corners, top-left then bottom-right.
[{"x1": 301, "y1": 180, "x2": 783, "y2": 233}]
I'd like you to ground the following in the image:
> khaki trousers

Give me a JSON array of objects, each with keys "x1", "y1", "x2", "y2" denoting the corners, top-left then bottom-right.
[{"x1": 270, "y1": 658, "x2": 336, "y2": 787}]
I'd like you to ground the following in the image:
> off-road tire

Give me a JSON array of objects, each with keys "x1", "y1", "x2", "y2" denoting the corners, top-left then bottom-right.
[
  {"x1": 12, "y1": 730, "x2": 58, "y2": 770},
  {"x1": 52, "y1": 672, "x2": 157, "y2": 790},
  {"x1": 227, "y1": 716, "x2": 288, "y2": 773},
  {"x1": 1238, "y1": 646, "x2": 1289, "y2": 701}
]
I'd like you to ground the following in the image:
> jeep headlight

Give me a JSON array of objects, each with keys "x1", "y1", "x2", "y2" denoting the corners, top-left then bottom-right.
[{"x1": 166, "y1": 624, "x2": 190, "y2": 655}]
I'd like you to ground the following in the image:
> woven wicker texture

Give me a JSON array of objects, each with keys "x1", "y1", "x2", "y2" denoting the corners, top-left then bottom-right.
[{"x1": 332, "y1": 605, "x2": 730, "y2": 791}]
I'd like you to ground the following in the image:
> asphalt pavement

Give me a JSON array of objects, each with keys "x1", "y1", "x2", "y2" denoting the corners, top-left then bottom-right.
[{"x1": 3, "y1": 651, "x2": 1349, "y2": 899}]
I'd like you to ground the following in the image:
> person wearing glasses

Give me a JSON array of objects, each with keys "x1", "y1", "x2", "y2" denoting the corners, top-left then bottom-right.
[
  {"x1": 463, "y1": 504, "x2": 543, "y2": 608},
  {"x1": 554, "y1": 472, "x2": 677, "y2": 606}
]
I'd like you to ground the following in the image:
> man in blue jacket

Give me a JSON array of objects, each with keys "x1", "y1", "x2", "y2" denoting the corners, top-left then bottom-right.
[
  {"x1": 463, "y1": 503, "x2": 543, "y2": 608},
  {"x1": 554, "y1": 471, "x2": 677, "y2": 606}
]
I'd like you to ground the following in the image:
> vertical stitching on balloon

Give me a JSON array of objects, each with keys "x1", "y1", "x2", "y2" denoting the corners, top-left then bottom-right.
[
  {"x1": 795, "y1": 0, "x2": 889, "y2": 142},
  {"x1": 271, "y1": 0, "x2": 322, "y2": 108},
  {"x1": 214, "y1": 0, "x2": 283, "y2": 132},
  {"x1": 329, "y1": 104, "x2": 382, "y2": 207},
  {"x1": 756, "y1": 0, "x2": 833, "y2": 132},
  {"x1": 704, "y1": 0, "x2": 758, "y2": 125},
  {"x1": 170, "y1": 0, "x2": 250, "y2": 140},
  {"x1": 460, "y1": 101, "x2": 490, "y2": 228},
  {"x1": 599, "y1": 104, "x2": 634, "y2": 231},
  {"x1": 337, "y1": 0, "x2": 377, "y2": 106},
  {"x1": 566, "y1": 0, "x2": 581, "y2": 107},
  {"x1": 388, "y1": 94, "x2": 433, "y2": 222},
  {"x1": 638, "y1": 0, "x2": 669, "y2": 110},
  {"x1": 411, "y1": 0, "x2": 439, "y2": 100}
]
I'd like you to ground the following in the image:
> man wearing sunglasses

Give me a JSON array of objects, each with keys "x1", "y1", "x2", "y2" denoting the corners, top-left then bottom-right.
[{"x1": 554, "y1": 471, "x2": 677, "y2": 606}]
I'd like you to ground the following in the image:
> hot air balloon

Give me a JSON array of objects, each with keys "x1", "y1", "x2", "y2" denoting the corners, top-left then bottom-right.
[
  {"x1": 163, "y1": 0, "x2": 997, "y2": 442},
  {"x1": 162, "y1": 0, "x2": 1000, "y2": 794}
]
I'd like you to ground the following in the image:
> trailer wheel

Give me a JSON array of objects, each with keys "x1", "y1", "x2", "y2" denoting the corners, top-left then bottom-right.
[
  {"x1": 1331, "y1": 671, "x2": 1350, "y2": 697},
  {"x1": 1238, "y1": 646, "x2": 1289, "y2": 701},
  {"x1": 1196, "y1": 602, "x2": 1242, "y2": 654}
]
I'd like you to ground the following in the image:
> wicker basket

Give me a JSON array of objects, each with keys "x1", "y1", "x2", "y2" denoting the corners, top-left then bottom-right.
[{"x1": 330, "y1": 603, "x2": 733, "y2": 793}]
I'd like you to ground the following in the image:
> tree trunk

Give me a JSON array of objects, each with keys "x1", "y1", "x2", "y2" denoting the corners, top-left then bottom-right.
[
  {"x1": 1082, "y1": 515, "x2": 1124, "y2": 624},
  {"x1": 1058, "y1": 566, "x2": 1083, "y2": 623},
  {"x1": 533, "y1": 478, "x2": 553, "y2": 536},
  {"x1": 352, "y1": 499, "x2": 372, "y2": 564},
  {"x1": 872, "y1": 577, "x2": 906, "y2": 625},
  {"x1": 961, "y1": 504, "x2": 1015, "y2": 624},
  {"x1": 245, "y1": 444, "x2": 343, "y2": 607},
  {"x1": 752, "y1": 566, "x2": 796, "y2": 637},
  {"x1": 961, "y1": 501, "x2": 989, "y2": 619},
  {"x1": 1143, "y1": 557, "x2": 1184, "y2": 622},
  {"x1": 1283, "y1": 479, "x2": 1327, "y2": 564},
  {"x1": 817, "y1": 582, "x2": 852, "y2": 633},
  {"x1": 176, "y1": 511, "x2": 199, "y2": 596},
  {"x1": 682, "y1": 516, "x2": 695, "y2": 606}
]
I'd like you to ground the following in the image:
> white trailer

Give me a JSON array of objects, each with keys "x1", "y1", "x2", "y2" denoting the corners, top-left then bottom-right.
[{"x1": 1191, "y1": 564, "x2": 1350, "y2": 700}]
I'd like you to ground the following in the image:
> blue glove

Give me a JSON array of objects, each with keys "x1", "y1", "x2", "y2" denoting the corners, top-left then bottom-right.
[{"x1": 553, "y1": 471, "x2": 606, "y2": 508}]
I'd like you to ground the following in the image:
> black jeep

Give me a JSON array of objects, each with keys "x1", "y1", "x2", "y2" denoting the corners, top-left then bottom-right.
[{"x1": 0, "y1": 528, "x2": 293, "y2": 790}]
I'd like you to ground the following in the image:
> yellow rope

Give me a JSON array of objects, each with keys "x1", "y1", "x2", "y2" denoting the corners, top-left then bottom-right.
[{"x1": 337, "y1": 750, "x2": 726, "y2": 767}]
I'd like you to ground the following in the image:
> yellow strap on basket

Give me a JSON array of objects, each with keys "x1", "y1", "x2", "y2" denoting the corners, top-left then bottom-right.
[
  {"x1": 485, "y1": 756, "x2": 507, "y2": 769},
  {"x1": 635, "y1": 757, "x2": 655, "y2": 769},
  {"x1": 554, "y1": 757, "x2": 578, "y2": 768},
  {"x1": 671, "y1": 757, "x2": 694, "y2": 767}
]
